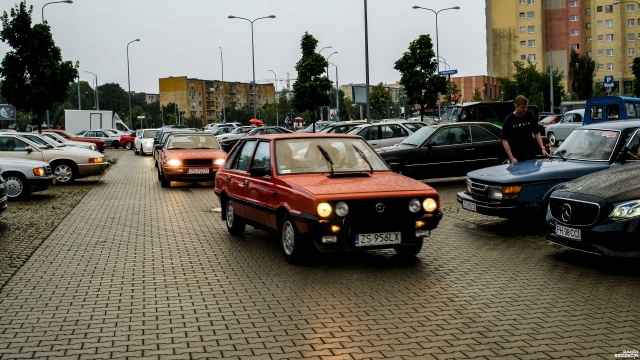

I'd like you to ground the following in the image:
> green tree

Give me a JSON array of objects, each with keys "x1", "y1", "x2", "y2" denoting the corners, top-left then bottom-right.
[
  {"x1": 0, "y1": 1, "x2": 76, "y2": 130},
  {"x1": 569, "y1": 50, "x2": 596, "y2": 100},
  {"x1": 394, "y1": 34, "x2": 447, "y2": 122},
  {"x1": 292, "y1": 32, "x2": 332, "y2": 125},
  {"x1": 94, "y1": 83, "x2": 128, "y2": 116},
  {"x1": 472, "y1": 88, "x2": 483, "y2": 101},
  {"x1": 370, "y1": 83, "x2": 391, "y2": 119},
  {"x1": 632, "y1": 57, "x2": 640, "y2": 97},
  {"x1": 66, "y1": 80, "x2": 96, "y2": 111},
  {"x1": 498, "y1": 60, "x2": 564, "y2": 112}
]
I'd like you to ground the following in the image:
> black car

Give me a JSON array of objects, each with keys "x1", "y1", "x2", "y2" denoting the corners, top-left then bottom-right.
[
  {"x1": 546, "y1": 158, "x2": 640, "y2": 258},
  {"x1": 375, "y1": 122, "x2": 507, "y2": 179}
]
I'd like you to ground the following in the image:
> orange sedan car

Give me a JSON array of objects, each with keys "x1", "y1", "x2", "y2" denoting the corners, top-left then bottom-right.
[
  {"x1": 214, "y1": 133, "x2": 442, "y2": 264},
  {"x1": 156, "y1": 133, "x2": 226, "y2": 188}
]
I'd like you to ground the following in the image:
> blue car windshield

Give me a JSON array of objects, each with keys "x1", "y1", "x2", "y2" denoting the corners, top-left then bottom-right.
[
  {"x1": 553, "y1": 129, "x2": 620, "y2": 161},
  {"x1": 400, "y1": 126, "x2": 438, "y2": 146}
]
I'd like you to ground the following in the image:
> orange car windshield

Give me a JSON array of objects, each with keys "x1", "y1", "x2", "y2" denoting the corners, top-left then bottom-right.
[{"x1": 275, "y1": 138, "x2": 389, "y2": 175}]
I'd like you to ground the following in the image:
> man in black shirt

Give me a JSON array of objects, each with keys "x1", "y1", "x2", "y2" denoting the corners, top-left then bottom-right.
[{"x1": 501, "y1": 95, "x2": 548, "y2": 163}]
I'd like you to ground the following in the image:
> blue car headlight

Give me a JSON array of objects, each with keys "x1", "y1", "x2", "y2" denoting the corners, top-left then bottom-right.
[{"x1": 609, "y1": 200, "x2": 640, "y2": 220}]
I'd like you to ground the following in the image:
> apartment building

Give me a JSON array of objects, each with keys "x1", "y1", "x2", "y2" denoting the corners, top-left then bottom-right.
[
  {"x1": 158, "y1": 76, "x2": 275, "y2": 125},
  {"x1": 487, "y1": 0, "x2": 637, "y2": 95}
]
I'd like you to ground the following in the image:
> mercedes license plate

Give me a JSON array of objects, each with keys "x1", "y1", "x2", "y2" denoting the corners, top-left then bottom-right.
[
  {"x1": 187, "y1": 168, "x2": 209, "y2": 174},
  {"x1": 462, "y1": 200, "x2": 477, "y2": 212},
  {"x1": 355, "y1": 232, "x2": 401, "y2": 247},
  {"x1": 555, "y1": 224, "x2": 581, "y2": 241}
]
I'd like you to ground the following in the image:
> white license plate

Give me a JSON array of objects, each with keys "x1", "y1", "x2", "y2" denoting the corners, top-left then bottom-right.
[
  {"x1": 462, "y1": 200, "x2": 477, "y2": 212},
  {"x1": 187, "y1": 168, "x2": 209, "y2": 174},
  {"x1": 355, "y1": 232, "x2": 401, "y2": 247},
  {"x1": 555, "y1": 224, "x2": 581, "y2": 241}
]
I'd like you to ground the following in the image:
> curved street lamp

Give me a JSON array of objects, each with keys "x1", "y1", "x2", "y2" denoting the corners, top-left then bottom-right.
[
  {"x1": 228, "y1": 14, "x2": 276, "y2": 119},
  {"x1": 41, "y1": 0, "x2": 72, "y2": 23},
  {"x1": 319, "y1": 46, "x2": 333, "y2": 55},
  {"x1": 84, "y1": 71, "x2": 99, "y2": 110},
  {"x1": 329, "y1": 62, "x2": 340, "y2": 122},
  {"x1": 127, "y1": 38, "x2": 141, "y2": 129},
  {"x1": 219, "y1": 47, "x2": 226, "y2": 123}
]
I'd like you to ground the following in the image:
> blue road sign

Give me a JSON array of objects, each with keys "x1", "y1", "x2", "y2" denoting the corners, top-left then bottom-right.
[
  {"x1": 604, "y1": 76, "x2": 614, "y2": 87},
  {"x1": 439, "y1": 69, "x2": 458, "y2": 76}
]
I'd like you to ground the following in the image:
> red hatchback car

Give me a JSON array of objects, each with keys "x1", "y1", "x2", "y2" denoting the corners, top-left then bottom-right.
[
  {"x1": 156, "y1": 132, "x2": 226, "y2": 187},
  {"x1": 214, "y1": 133, "x2": 443, "y2": 264}
]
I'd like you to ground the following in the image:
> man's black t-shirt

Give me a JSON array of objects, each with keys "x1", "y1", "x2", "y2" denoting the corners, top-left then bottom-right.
[{"x1": 500, "y1": 110, "x2": 539, "y2": 161}]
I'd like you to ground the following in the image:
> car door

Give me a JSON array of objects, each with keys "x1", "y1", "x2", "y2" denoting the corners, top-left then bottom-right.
[
  {"x1": 470, "y1": 125, "x2": 505, "y2": 168},
  {"x1": 413, "y1": 125, "x2": 473, "y2": 178},
  {"x1": 222, "y1": 140, "x2": 258, "y2": 219},
  {"x1": 360, "y1": 126, "x2": 381, "y2": 148},
  {"x1": 0, "y1": 136, "x2": 46, "y2": 162},
  {"x1": 244, "y1": 141, "x2": 276, "y2": 228},
  {"x1": 378, "y1": 124, "x2": 410, "y2": 148},
  {"x1": 553, "y1": 113, "x2": 579, "y2": 141}
]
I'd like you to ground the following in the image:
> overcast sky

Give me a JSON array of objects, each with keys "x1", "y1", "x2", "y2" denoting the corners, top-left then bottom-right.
[{"x1": 1, "y1": 0, "x2": 486, "y2": 95}]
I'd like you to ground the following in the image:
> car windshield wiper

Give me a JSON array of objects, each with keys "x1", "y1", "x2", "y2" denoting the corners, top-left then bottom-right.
[
  {"x1": 552, "y1": 149, "x2": 567, "y2": 161},
  {"x1": 353, "y1": 144, "x2": 374, "y2": 173},
  {"x1": 316, "y1": 145, "x2": 334, "y2": 175}
]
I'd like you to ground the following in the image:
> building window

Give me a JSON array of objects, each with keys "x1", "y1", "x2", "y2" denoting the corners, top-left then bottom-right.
[
  {"x1": 629, "y1": 33, "x2": 636, "y2": 41},
  {"x1": 520, "y1": 26, "x2": 526, "y2": 33},
  {"x1": 597, "y1": 34, "x2": 604, "y2": 41},
  {"x1": 519, "y1": 12, "x2": 525, "y2": 18},
  {"x1": 528, "y1": 25, "x2": 535, "y2": 33},
  {"x1": 607, "y1": 34, "x2": 614, "y2": 41},
  {"x1": 606, "y1": 49, "x2": 614, "y2": 56},
  {"x1": 587, "y1": 51, "x2": 593, "y2": 57},
  {"x1": 586, "y1": 36, "x2": 592, "y2": 43},
  {"x1": 189, "y1": 91, "x2": 196, "y2": 97},
  {"x1": 597, "y1": 49, "x2": 604, "y2": 56},
  {"x1": 597, "y1": 6, "x2": 602, "y2": 12},
  {"x1": 570, "y1": 1, "x2": 579, "y2": 7},
  {"x1": 628, "y1": 4, "x2": 635, "y2": 11},
  {"x1": 571, "y1": 44, "x2": 579, "y2": 50},
  {"x1": 607, "y1": 63, "x2": 614, "y2": 71},
  {"x1": 597, "y1": 20, "x2": 603, "y2": 27},
  {"x1": 605, "y1": 5, "x2": 613, "y2": 12},
  {"x1": 570, "y1": 29, "x2": 579, "y2": 36},
  {"x1": 629, "y1": 48, "x2": 637, "y2": 56},
  {"x1": 190, "y1": 111, "x2": 196, "y2": 116},
  {"x1": 527, "y1": 0, "x2": 534, "y2": 4},
  {"x1": 521, "y1": 54, "x2": 527, "y2": 60},
  {"x1": 586, "y1": 22, "x2": 592, "y2": 29},
  {"x1": 605, "y1": 19, "x2": 613, "y2": 27},
  {"x1": 527, "y1": 11, "x2": 534, "y2": 19},
  {"x1": 598, "y1": 63, "x2": 604, "y2": 70},
  {"x1": 528, "y1": 40, "x2": 535, "y2": 47},
  {"x1": 586, "y1": 8, "x2": 591, "y2": 15},
  {"x1": 570, "y1": 15, "x2": 579, "y2": 21},
  {"x1": 629, "y1": 19, "x2": 636, "y2": 27},
  {"x1": 520, "y1": 40, "x2": 526, "y2": 47},
  {"x1": 528, "y1": 54, "x2": 536, "y2": 61},
  {"x1": 519, "y1": 0, "x2": 525, "y2": 3}
]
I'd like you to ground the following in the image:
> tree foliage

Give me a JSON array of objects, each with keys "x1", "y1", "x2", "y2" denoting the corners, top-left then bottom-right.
[
  {"x1": 472, "y1": 88, "x2": 483, "y2": 101},
  {"x1": 370, "y1": 83, "x2": 391, "y2": 119},
  {"x1": 0, "y1": 1, "x2": 76, "y2": 127},
  {"x1": 569, "y1": 50, "x2": 596, "y2": 100},
  {"x1": 394, "y1": 34, "x2": 447, "y2": 121},
  {"x1": 498, "y1": 60, "x2": 564, "y2": 112},
  {"x1": 292, "y1": 32, "x2": 332, "y2": 124}
]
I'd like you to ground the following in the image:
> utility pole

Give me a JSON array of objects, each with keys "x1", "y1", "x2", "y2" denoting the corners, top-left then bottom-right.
[{"x1": 549, "y1": 41, "x2": 554, "y2": 113}]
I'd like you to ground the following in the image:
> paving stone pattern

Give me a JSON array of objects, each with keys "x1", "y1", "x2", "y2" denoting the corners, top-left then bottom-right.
[{"x1": 0, "y1": 150, "x2": 638, "y2": 359}]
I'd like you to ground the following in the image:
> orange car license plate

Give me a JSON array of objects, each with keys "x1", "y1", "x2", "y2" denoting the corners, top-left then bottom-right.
[
  {"x1": 355, "y1": 232, "x2": 401, "y2": 247},
  {"x1": 187, "y1": 168, "x2": 209, "y2": 174}
]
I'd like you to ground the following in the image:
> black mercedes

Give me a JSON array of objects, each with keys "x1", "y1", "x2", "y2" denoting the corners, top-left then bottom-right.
[{"x1": 546, "y1": 147, "x2": 640, "y2": 257}]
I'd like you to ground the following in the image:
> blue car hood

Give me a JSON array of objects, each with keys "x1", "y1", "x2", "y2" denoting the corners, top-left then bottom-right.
[{"x1": 467, "y1": 158, "x2": 611, "y2": 184}]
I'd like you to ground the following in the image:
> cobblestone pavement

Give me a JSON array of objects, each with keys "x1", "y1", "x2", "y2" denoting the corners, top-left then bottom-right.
[{"x1": 0, "y1": 150, "x2": 639, "y2": 359}]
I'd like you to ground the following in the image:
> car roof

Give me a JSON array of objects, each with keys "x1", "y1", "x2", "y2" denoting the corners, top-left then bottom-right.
[
  {"x1": 578, "y1": 119, "x2": 640, "y2": 131},
  {"x1": 242, "y1": 133, "x2": 363, "y2": 140}
]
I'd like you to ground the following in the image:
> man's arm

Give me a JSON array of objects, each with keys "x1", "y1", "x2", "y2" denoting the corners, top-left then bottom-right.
[
  {"x1": 502, "y1": 139, "x2": 517, "y2": 163},
  {"x1": 534, "y1": 132, "x2": 548, "y2": 157}
]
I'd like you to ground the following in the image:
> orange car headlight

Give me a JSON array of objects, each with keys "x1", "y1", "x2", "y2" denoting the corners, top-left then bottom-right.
[
  {"x1": 33, "y1": 167, "x2": 45, "y2": 176},
  {"x1": 88, "y1": 157, "x2": 104, "y2": 163},
  {"x1": 167, "y1": 159, "x2": 181, "y2": 166}
]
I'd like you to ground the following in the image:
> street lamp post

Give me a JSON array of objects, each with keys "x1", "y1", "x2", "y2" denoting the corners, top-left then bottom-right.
[
  {"x1": 412, "y1": 5, "x2": 460, "y2": 118},
  {"x1": 219, "y1": 47, "x2": 226, "y2": 123},
  {"x1": 228, "y1": 14, "x2": 276, "y2": 120},
  {"x1": 84, "y1": 71, "x2": 98, "y2": 110},
  {"x1": 41, "y1": 0, "x2": 72, "y2": 23},
  {"x1": 325, "y1": 52, "x2": 338, "y2": 121},
  {"x1": 127, "y1": 38, "x2": 140, "y2": 129},
  {"x1": 268, "y1": 70, "x2": 278, "y2": 126},
  {"x1": 329, "y1": 62, "x2": 340, "y2": 121}
]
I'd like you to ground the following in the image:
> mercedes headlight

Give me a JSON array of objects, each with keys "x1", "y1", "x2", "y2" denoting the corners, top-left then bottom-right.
[{"x1": 609, "y1": 200, "x2": 640, "y2": 220}]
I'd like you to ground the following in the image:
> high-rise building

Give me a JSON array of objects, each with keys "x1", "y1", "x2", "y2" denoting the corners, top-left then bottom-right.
[
  {"x1": 159, "y1": 76, "x2": 275, "y2": 125},
  {"x1": 487, "y1": 0, "x2": 637, "y2": 96}
]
